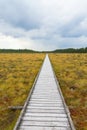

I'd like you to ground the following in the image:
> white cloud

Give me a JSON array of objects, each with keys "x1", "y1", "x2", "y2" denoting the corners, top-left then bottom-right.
[
  {"x1": 0, "y1": 33, "x2": 34, "y2": 49},
  {"x1": 0, "y1": 0, "x2": 87, "y2": 50}
]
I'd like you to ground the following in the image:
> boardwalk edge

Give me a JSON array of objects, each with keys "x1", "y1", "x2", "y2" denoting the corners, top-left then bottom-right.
[
  {"x1": 13, "y1": 55, "x2": 46, "y2": 130},
  {"x1": 49, "y1": 54, "x2": 76, "y2": 130}
]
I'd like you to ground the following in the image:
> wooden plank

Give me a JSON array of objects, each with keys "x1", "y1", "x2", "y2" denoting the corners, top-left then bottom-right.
[
  {"x1": 24, "y1": 113, "x2": 67, "y2": 118},
  {"x1": 29, "y1": 103, "x2": 63, "y2": 107},
  {"x1": 19, "y1": 126, "x2": 71, "y2": 130},
  {"x1": 25, "y1": 109, "x2": 65, "y2": 114},
  {"x1": 8, "y1": 106, "x2": 23, "y2": 110},
  {"x1": 26, "y1": 106, "x2": 64, "y2": 110},
  {"x1": 22, "y1": 116, "x2": 68, "y2": 122},
  {"x1": 29, "y1": 100, "x2": 62, "y2": 104},
  {"x1": 31, "y1": 96, "x2": 60, "y2": 98},
  {"x1": 30, "y1": 99, "x2": 62, "y2": 102},
  {"x1": 21, "y1": 120, "x2": 69, "y2": 127},
  {"x1": 30, "y1": 98, "x2": 61, "y2": 100},
  {"x1": 30, "y1": 98, "x2": 61, "y2": 101},
  {"x1": 32, "y1": 93, "x2": 60, "y2": 96}
]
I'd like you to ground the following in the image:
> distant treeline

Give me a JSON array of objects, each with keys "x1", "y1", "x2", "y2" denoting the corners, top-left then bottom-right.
[
  {"x1": 0, "y1": 47, "x2": 87, "y2": 53},
  {"x1": 52, "y1": 47, "x2": 87, "y2": 53},
  {"x1": 0, "y1": 49, "x2": 38, "y2": 53}
]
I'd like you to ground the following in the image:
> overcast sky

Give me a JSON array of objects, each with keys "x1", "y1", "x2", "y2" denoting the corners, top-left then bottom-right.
[{"x1": 0, "y1": 0, "x2": 87, "y2": 51}]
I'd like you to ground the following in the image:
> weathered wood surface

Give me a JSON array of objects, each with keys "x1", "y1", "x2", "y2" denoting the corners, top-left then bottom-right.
[
  {"x1": 8, "y1": 106, "x2": 23, "y2": 110},
  {"x1": 14, "y1": 55, "x2": 75, "y2": 130}
]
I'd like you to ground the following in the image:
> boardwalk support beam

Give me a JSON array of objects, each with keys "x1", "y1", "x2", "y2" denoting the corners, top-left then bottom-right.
[{"x1": 8, "y1": 106, "x2": 23, "y2": 110}]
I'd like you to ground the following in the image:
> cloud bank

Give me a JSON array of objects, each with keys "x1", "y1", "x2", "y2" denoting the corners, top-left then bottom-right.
[{"x1": 0, "y1": 0, "x2": 87, "y2": 50}]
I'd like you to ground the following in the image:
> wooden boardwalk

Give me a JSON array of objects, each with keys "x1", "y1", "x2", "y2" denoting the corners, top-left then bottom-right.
[{"x1": 14, "y1": 55, "x2": 75, "y2": 130}]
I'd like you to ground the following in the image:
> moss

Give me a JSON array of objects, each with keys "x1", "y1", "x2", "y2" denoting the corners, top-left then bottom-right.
[{"x1": 0, "y1": 53, "x2": 45, "y2": 130}]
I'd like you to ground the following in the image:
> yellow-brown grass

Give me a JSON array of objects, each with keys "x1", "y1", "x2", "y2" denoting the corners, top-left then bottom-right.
[
  {"x1": 0, "y1": 53, "x2": 45, "y2": 130},
  {"x1": 49, "y1": 53, "x2": 87, "y2": 130}
]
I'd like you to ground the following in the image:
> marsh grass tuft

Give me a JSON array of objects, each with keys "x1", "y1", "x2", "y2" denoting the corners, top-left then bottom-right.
[
  {"x1": 50, "y1": 53, "x2": 87, "y2": 130},
  {"x1": 0, "y1": 53, "x2": 45, "y2": 130}
]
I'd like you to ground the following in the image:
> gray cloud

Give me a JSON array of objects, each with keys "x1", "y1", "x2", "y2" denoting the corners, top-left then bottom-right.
[{"x1": 0, "y1": 0, "x2": 87, "y2": 50}]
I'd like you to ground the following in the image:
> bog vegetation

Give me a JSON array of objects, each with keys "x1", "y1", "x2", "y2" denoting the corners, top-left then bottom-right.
[
  {"x1": 0, "y1": 53, "x2": 45, "y2": 130},
  {"x1": 50, "y1": 54, "x2": 87, "y2": 130}
]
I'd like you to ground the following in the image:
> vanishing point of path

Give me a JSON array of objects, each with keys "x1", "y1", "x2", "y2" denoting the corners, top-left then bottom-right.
[{"x1": 14, "y1": 55, "x2": 75, "y2": 130}]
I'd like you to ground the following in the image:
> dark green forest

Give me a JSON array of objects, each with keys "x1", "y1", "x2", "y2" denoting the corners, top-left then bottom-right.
[
  {"x1": 52, "y1": 47, "x2": 87, "y2": 53},
  {"x1": 0, "y1": 49, "x2": 38, "y2": 53},
  {"x1": 0, "y1": 47, "x2": 87, "y2": 53}
]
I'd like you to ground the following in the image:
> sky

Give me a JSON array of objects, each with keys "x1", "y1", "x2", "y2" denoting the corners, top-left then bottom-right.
[{"x1": 0, "y1": 0, "x2": 87, "y2": 51}]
